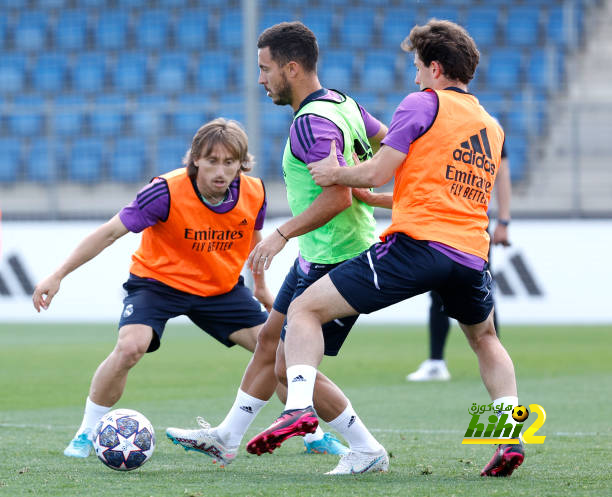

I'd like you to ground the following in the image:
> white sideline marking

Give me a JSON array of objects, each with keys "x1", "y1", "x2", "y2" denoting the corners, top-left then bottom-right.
[{"x1": 0, "y1": 423, "x2": 604, "y2": 438}]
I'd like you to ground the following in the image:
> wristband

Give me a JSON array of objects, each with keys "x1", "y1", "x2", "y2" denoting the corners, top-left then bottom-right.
[
  {"x1": 498, "y1": 219, "x2": 510, "y2": 227},
  {"x1": 276, "y1": 228, "x2": 289, "y2": 242}
]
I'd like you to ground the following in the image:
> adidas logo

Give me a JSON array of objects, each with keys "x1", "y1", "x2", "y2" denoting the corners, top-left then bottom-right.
[
  {"x1": 239, "y1": 405, "x2": 254, "y2": 414},
  {"x1": 291, "y1": 375, "x2": 306, "y2": 383},
  {"x1": 239, "y1": 218, "x2": 248, "y2": 226},
  {"x1": 347, "y1": 415, "x2": 356, "y2": 428},
  {"x1": 452, "y1": 128, "x2": 497, "y2": 175}
]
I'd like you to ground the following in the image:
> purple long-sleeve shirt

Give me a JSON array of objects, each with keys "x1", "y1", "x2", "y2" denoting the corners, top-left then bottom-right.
[
  {"x1": 289, "y1": 89, "x2": 383, "y2": 165},
  {"x1": 119, "y1": 175, "x2": 266, "y2": 233}
]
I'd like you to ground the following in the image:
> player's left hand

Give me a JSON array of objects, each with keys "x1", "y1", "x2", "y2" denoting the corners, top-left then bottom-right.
[
  {"x1": 308, "y1": 141, "x2": 341, "y2": 187},
  {"x1": 248, "y1": 230, "x2": 287, "y2": 274},
  {"x1": 492, "y1": 223, "x2": 511, "y2": 246}
]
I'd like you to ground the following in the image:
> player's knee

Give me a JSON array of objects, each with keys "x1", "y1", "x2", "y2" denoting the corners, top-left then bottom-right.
[{"x1": 114, "y1": 336, "x2": 147, "y2": 368}]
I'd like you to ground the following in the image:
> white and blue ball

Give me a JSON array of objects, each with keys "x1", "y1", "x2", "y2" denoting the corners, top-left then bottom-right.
[{"x1": 93, "y1": 409, "x2": 155, "y2": 471}]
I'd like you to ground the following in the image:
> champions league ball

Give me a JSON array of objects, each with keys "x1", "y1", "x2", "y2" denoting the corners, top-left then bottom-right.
[
  {"x1": 93, "y1": 409, "x2": 155, "y2": 471},
  {"x1": 512, "y1": 405, "x2": 529, "y2": 422}
]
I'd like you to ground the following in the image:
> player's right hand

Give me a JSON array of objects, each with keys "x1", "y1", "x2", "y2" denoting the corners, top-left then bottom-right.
[{"x1": 32, "y1": 274, "x2": 61, "y2": 312}]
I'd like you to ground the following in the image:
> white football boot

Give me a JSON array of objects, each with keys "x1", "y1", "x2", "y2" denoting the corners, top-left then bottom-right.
[
  {"x1": 325, "y1": 447, "x2": 389, "y2": 475},
  {"x1": 406, "y1": 359, "x2": 451, "y2": 382},
  {"x1": 166, "y1": 417, "x2": 237, "y2": 467}
]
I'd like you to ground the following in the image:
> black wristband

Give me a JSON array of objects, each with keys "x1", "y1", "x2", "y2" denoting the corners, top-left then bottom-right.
[
  {"x1": 498, "y1": 219, "x2": 510, "y2": 226},
  {"x1": 276, "y1": 228, "x2": 289, "y2": 242}
]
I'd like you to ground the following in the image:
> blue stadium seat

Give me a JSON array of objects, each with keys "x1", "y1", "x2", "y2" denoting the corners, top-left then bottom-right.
[
  {"x1": 361, "y1": 52, "x2": 396, "y2": 92},
  {"x1": 136, "y1": 10, "x2": 169, "y2": 49},
  {"x1": 300, "y1": 9, "x2": 334, "y2": 47},
  {"x1": 260, "y1": 103, "x2": 290, "y2": 138},
  {"x1": 67, "y1": 138, "x2": 105, "y2": 183},
  {"x1": 259, "y1": 9, "x2": 293, "y2": 33},
  {"x1": 111, "y1": 137, "x2": 147, "y2": 182},
  {"x1": 464, "y1": 7, "x2": 499, "y2": 47},
  {"x1": 175, "y1": 11, "x2": 209, "y2": 50},
  {"x1": 26, "y1": 140, "x2": 58, "y2": 183},
  {"x1": 505, "y1": 133, "x2": 527, "y2": 182},
  {"x1": 476, "y1": 91, "x2": 506, "y2": 120},
  {"x1": 55, "y1": 10, "x2": 88, "y2": 50},
  {"x1": 469, "y1": 67, "x2": 484, "y2": 92},
  {"x1": 10, "y1": 95, "x2": 45, "y2": 136},
  {"x1": 90, "y1": 94, "x2": 126, "y2": 136},
  {"x1": 171, "y1": 94, "x2": 211, "y2": 135},
  {"x1": 527, "y1": 48, "x2": 561, "y2": 91},
  {"x1": 94, "y1": 11, "x2": 129, "y2": 50},
  {"x1": 157, "y1": 0, "x2": 194, "y2": 6},
  {"x1": 218, "y1": 12, "x2": 242, "y2": 49},
  {"x1": 72, "y1": 53, "x2": 107, "y2": 93},
  {"x1": 0, "y1": 13, "x2": 7, "y2": 48},
  {"x1": 196, "y1": 52, "x2": 231, "y2": 91},
  {"x1": 132, "y1": 94, "x2": 168, "y2": 136},
  {"x1": 157, "y1": 136, "x2": 187, "y2": 174},
  {"x1": 507, "y1": 92, "x2": 546, "y2": 136},
  {"x1": 349, "y1": 91, "x2": 380, "y2": 118},
  {"x1": 117, "y1": 0, "x2": 148, "y2": 7},
  {"x1": 381, "y1": 9, "x2": 416, "y2": 49},
  {"x1": 155, "y1": 53, "x2": 189, "y2": 92},
  {"x1": 0, "y1": 54, "x2": 26, "y2": 93},
  {"x1": 338, "y1": 8, "x2": 376, "y2": 49},
  {"x1": 403, "y1": 60, "x2": 417, "y2": 90},
  {"x1": 319, "y1": 50, "x2": 353, "y2": 92},
  {"x1": 37, "y1": 0, "x2": 68, "y2": 8},
  {"x1": 32, "y1": 54, "x2": 67, "y2": 93},
  {"x1": 217, "y1": 93, "x2": 245, "y2": 124},
  {"x1": 51, "y1": 94, "x2": 87, "y2": 137},
  {"x1": 14, "y1": 12, "x2": 47, "y2": 51},
  {"x1": 547, "y1": 4, "x2": 584, "y2": 47},
  {"x1": 486, "y1": 48, "x2": 523, "y2": 90},
  {"x1": 0, "y1": 138, "x2": 21, "y2": 183},
  {"x1": 79, "y1": 0, "x2": 106, "y2": 7},
  {"x1": 113, "y1": 53, "x2": 148, "y2": 92},
  {"x1": 505, "y1": 6, "x2": 541, "y2": 47},
  {"x1": 423, "y1": 6, "x2": 461, "y2": 24}
]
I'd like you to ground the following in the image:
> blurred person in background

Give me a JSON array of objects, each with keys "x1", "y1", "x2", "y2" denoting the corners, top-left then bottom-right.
[{"x1": 32, "y1": 118, "x2": 273, "y2": 459}]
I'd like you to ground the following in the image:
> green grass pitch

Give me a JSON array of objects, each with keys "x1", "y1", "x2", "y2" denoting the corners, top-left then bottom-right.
[{"x1": 1, "y1": 322, "x2": 610, "y2": 496}]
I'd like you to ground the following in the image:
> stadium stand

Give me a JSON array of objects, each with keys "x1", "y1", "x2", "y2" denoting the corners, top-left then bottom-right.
[{"x1": 0, "y1": 0, "x2": 603, "y2": 219}]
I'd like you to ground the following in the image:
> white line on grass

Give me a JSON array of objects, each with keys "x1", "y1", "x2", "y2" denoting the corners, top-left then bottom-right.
[{"x1": 0, "y1": 423, "x2": 605, "y2": 438}]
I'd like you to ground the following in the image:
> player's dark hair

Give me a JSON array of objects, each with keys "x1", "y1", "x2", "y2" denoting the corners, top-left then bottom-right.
[
  {"x1": 257, "y1": 21, "x2": 318, "y2": 73},
  {"x1": 184, "y1": 118, "x2": 254, "y2": 177},
  {"x1": 402, "y1": 19, "x2": 480, "y2": 84}
]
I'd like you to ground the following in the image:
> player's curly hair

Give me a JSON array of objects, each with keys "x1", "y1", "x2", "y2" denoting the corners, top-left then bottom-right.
[
  {"x1": 257, "y1": 21, "x2": 318, "y2": 73},
  {"x1": 402, "y1": 19, "x2": 480, "y2": 84},
  {"x1": 184, "y1": 118, "x2": 254, "y2": 177}
]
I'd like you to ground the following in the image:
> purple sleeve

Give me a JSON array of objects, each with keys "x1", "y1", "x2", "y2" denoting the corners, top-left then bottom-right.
[
  {"x1": 254, "y1": 186, "x2": 267, "y2": 230},
  {"x1": 358, "y1": 103, "x2": 383, "y2": 138},
  {"x1": 289, "y1": 115, "x2": 348, "y2": 166},
  {"x1": 381, "y1": 91, "x2": 438, "y2": 154},
  {"x1": 118, "y1": 178, "x2": 170, "y2": 233}
]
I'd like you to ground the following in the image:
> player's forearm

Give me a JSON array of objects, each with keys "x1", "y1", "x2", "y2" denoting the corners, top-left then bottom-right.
[
  {"x1": 495, "y1": 158, "x2": 512, "y2": 221},
  {"x1": 55, "y1": 215, "x2": 128, "y2": 280},
  {"x1": 278, "y1": 186, "x2": 352, "y2": 239}
]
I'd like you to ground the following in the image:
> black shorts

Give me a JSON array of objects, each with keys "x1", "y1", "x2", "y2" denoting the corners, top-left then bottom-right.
[
  {"x1": 274, "y1": 257, "x2": 358, "y2": 356},
  {"x1": 329, "y1": 233, "x2": 494, "y2": 327},
  {"x1": 118, "y1": 274, "x2": 268, "y2": 352}
]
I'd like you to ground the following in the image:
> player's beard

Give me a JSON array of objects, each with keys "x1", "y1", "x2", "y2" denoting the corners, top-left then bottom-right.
[{"x1": 271, "y1": 73, "x2": 292, "y2": 106}]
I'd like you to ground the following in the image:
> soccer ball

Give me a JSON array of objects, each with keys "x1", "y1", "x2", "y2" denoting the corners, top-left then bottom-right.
[
  {"x1": 93, "y1": 409, "x2": 155, "y2": 471},
  {"x1": 511, "y1": 405, "x2": 529, "y2": 422}
]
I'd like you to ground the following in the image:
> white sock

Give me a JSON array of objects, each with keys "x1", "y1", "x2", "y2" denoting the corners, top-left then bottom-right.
[
  {"x1": 328, "y1": 403, "x2": 383, "y2": 453},
  {"x1": 303, "y1": 425, "x2": 325, "y2": 443},
  {"x1": 76, "y1": 396, "x2": 111, "y2": 435},
  {"x1": 493, "y1": 396, "x2": 520, "y2": 432},
  {"x1": 216, "y1": 389, "x2": 268, "y2": 448},
  {"x1": 284, "y1": 365, "x2": 317, "y2": 411}
]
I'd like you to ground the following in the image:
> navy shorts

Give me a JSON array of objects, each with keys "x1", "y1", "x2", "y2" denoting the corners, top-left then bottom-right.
[
  {"x1": 274, "y1": 257, "x2": 358, "y2": 356},
  {"x1": 329, "y1": 233, "x2": 494, "y2": 327},
  {"x1": 118, "y1": 274, "x2": 268, "y2": 353}
]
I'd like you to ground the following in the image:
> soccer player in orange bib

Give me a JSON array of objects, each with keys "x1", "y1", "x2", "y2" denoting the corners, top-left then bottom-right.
[
  {"x1": 32, "y1": 118, "x2": 273, "y2": 459},
  {"x1": 250, "y1": 20, "x2": 525, "y2": 478}
]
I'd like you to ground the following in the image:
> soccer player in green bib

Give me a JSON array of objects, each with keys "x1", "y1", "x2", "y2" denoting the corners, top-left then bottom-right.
[{"x1": 167, "y1": 22, "x2": 389, "y2": 474}]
